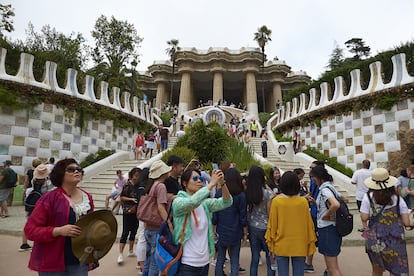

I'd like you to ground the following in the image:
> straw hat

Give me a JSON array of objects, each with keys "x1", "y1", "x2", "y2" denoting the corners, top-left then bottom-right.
[
  {"x1": 364, "y1": 168, "x2": 397, "y2": 190},
  {"x1": 33, "y1": 164, "x2": 51, "y2": 179},
  {"x1": 72, "y1": 210, "x2": 117, "y2": 264},
  {"x1": 149, "y1": 160, "x2": 172, "y2": 179}
]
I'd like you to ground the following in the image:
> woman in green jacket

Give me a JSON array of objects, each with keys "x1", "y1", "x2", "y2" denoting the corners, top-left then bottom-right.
[{"x1": 172, "y1": 168, "x2": 232, "y2": 276}]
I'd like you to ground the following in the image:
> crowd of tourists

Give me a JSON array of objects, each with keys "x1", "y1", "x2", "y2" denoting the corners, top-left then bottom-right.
[{"x1": 4, "y1": 149, "x2": 413, "y2": 276}]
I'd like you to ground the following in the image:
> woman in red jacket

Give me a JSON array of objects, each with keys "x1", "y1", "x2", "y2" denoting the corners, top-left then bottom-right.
[{"x1": 24, "y1": 158, "x2": 94, "y2": 275}]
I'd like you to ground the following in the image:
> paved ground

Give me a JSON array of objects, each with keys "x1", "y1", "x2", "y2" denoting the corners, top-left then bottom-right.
[{"x1": 1, "y1": 205, "x2": 414, "y2": 275}]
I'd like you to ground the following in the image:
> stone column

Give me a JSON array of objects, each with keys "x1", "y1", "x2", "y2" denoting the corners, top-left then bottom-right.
[
  {"x1": 213, "y1": 71, "x2": 223, "y2": 105},
  {"x1": 178, "y1": 72, "x2": 191, "y2": 115},
  {"x1": 155, "y1": 82, "x2": 167, "y2": 109},
  {"x1": 273, "y1": 82, "x2": 282, "y2": 111},
  {"x1": 246, "y1": 71, "x2": 258, "y2": 119}
]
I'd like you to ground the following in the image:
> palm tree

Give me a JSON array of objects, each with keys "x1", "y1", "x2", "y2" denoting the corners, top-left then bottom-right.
[
  {"x1": 253, "y1": 25, "x2": 272, "y2": 112},
  {"x1": 166, "y1": 39, "x2": 180, "y2": 104}
]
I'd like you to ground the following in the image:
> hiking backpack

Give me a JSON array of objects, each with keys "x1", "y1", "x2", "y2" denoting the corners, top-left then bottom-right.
[{"x1": 24, "y1": 189, "x2": 42, "y2": 213}]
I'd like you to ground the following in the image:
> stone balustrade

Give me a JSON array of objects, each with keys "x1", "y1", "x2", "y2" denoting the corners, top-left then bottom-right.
[{"x1": 0, "y1": 48, "x2": 158, "y2": 127}]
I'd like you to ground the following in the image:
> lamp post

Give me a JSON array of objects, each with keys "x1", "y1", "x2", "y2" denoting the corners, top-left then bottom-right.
[{"x1": 258, "y1": 37, "x2": 266, "y2": 113}]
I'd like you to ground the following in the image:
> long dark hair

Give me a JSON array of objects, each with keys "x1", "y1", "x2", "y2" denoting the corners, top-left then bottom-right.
[
  {"x1": 224, "y1": 168, "x2": 243, "y2": 195},
  {"x1": 268, "y1": 167, "x2": 280, "y2": 190},
  {"x1": 245, "y1": 166, "x2": 266, "y2": 209},
  {"x1": 137, "y1": 168, "x2": 149, "y2": 187}
]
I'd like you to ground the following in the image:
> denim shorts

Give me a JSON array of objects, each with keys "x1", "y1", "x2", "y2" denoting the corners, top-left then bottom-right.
[{"x1": 317, "y1": 225, "x2": 341, "y2": 257}]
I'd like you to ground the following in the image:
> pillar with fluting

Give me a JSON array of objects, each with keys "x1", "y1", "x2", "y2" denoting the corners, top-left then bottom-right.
[
  {"x1": 213, "y1": 71, "x2": 223, "y2": 105},
  {"x1": 272, "y1": 82, "x2": 282, "y2": 111},
  {"x1": 155, "y1": 82, "x2": 168, "y2": 109},
  {"x1": 178, "y1": 72, "x2": 191, "y2": 115},
  {"x1": 245, "y1": 71, "x2": 258, "y2": 119}
]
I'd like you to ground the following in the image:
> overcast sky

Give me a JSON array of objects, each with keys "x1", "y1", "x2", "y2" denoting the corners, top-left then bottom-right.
[{"x1": 8, "y1": 0, "x2": 414, "y2": 79}]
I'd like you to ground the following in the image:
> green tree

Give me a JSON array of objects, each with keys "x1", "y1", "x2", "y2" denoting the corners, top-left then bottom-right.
[
  {"x1": 0, "y1": 3, "x2": 15, "y2": 38},
  {"x1": 23, "y1": 23, "x2": 87, "y2": 86},
  {"x1": 345, "y1": 38, "x2": 371, "y2": 60},
  {"x1": 327, "y1": 41, "x2": 344, "y2": 70},
  {"x1": 166, "y1": 38, "x2": 180, "y2": 104},
  {"x1": 253, "y1": 25, "x2": 272, "y2": 112},
  {"x1": 91, "y1": 15, "x2": 143, "y2": 93}
]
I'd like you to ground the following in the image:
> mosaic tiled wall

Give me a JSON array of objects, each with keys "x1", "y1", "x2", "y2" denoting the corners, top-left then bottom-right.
[
  {"x1": 295, "y1": 98, "x2": 414, "y2": 171},
  {"x1": 0, "y1": 103, "x2": 135, "y2": 175}
]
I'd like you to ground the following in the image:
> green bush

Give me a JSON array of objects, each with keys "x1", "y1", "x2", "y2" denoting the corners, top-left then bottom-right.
[
  {"x1": 303, "y1": 147, "x2": 354, "y2": 177},
  {"x1": 259, "y1": 112, "x2": 272, "y2": 128},
  {"x1": 273, "y1": 131, "x2": 292, "y2": 142},
  {"x1": 175, "y1": 120, "x2": 229, "y2": 163},
  {"x1": 225, "y1": 141, "x2": 261, "y2": 173},
  {"x1": 161, "y1": 147, "x2": 198, "y2": 168},
  {"x1": 80, "y1": 149, "x2": 116, "y2": 168},
  {"x1": 160, "y1": 111, "x2": 173, "y2": 127}
]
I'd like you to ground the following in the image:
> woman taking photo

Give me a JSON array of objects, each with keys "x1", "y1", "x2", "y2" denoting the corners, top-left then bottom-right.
[
  {"x1": 265, "y1": 171, "x2": 316, "y2": 276},
  {"x1": 117, "y1": 167, "x2": 141, "y2": 264},
  {"x1": 310, "y1": 166, "x2": 343, "y2": 276},
  {"x1": 212, "y1": 168, "x2": 247, "y2": 276},
  {"x1": 25, "y1": 158, "x2": 94, "y2": 275},
  {"x1": 172, "y1": 168, "x2": 232, "y2": 275},
  {"x1": 245, "y1": 166, "x2": 275, "y2": 276},
  {"x1": 360, "y1": 168, "x2": 411, "y2": 276}
]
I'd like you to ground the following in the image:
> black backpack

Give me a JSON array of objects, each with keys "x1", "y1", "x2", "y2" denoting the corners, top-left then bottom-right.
[
  {"x1": 323, "y1": 186, "x2": 353, "y2": 237},
  {"x1": 24, "y1": 189, "x2": 42, "y2": 213},
  {"x1": 5, "y1": 168, "x2": 17, "y2": 188}
]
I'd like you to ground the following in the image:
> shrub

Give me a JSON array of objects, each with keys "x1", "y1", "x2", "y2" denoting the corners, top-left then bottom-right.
[
  {"x1": 161, "y1": 147, "x2": 198, "y2": 168},
  {"x1": 259, "y1": 112, "x2": 272, "y2": 128},
  {"x1": 225, "y1": 141, "x2": 261, "y2": 172},
  {"x1": 175, "y1": 120, "x2": 229, "y2": 163},
  {"x1": 80, "y1": 149, "x2": 115, "y2": 168},
  {"x1": 303, "y1": 147, "x2": 353, "y2": 177},
  {"x1": 273, "y1": 131, "x2": 292, "y2": 142}
]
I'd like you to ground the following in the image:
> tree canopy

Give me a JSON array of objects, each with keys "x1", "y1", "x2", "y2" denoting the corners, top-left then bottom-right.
[
  {"x1": 345, "y1": 38, "x2": 371, "y2": 60},
  {"x1": 0, "y1": 4, "x2": 15, "y2": 38}
]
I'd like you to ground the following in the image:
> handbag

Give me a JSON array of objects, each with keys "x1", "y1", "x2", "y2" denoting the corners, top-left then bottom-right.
[
  {"x1": 137, "y1": 182, "x2": 163, "y2": 227},
  {"x1": 154, "y1": 208, "x2": 188, "y2": 276},
  {"x1": 124, "y1": 204, "x2": 137, "y2": 214}
]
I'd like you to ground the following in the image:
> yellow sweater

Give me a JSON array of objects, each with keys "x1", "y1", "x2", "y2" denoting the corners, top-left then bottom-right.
[{"x1": 265, "y1": 196, "x2": 316, "y2": 257}]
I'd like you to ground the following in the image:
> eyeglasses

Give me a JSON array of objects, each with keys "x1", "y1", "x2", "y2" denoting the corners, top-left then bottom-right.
[
  {"x1": 65, "y1": 166, "x2": 83, "y2": 173},
  {"x1": 192, "y1": 175, "x2": 202, "y2": 182}
]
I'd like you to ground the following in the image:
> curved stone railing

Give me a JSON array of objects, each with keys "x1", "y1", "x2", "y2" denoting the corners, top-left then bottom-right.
[
  {"x1": 0, "y1": 48, "x2": 159, "y2": 127},
  {"x1": 270, "y1": 52, "x2": 414, "y2": 129}
]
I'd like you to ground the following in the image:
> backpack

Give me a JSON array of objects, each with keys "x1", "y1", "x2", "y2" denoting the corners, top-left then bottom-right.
[
  {"x1": 5, "y1": 168, "x2": 17, "y2": 188},
  {"x1": 24, "y1": 189, "x2": 42, "y2": 213},
  {"x1": 323, "y1": 186, "x2": 353, "y2": 237}
]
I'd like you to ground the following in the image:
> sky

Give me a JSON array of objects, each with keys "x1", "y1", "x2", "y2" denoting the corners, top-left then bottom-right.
[{"x1": 7, "y1": 0, "x2": 414, "y2": 80}]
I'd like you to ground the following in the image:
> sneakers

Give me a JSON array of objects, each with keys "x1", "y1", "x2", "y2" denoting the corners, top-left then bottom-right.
[
  {"x1": 239, "y1": 266, "x2": 246, "y2": 273},
  {"x1": 117, "y1": 254, "x2": 124, "y2": 264},
  {"x1": 258, "y1": 256, "x2": 263, "y2": 265},
  {"x1": 127, "y1": 251, "x2": 136, "y2": 257},
  {"x1": 304, "y1": 264, "x2": 315, "y2": 273},
  {"x1": 18, "y1": 243, "x2": 32, "y2": 252}
]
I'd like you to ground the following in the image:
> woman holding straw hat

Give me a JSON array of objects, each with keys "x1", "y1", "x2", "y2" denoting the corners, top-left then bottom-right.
[
  {"x1": 24, "y1": 158, "x2": 94, "y2": 275},
  {"x1": 360, "y1": 168, "x2": 412, "y2": 276}
]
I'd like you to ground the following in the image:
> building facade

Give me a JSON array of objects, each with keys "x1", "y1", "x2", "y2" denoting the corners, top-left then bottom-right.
[{"x1": 139, "y1": 47, "x2": 310, "y2": 118}]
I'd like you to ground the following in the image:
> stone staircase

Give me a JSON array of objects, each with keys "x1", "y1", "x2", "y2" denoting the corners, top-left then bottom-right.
[
  {"x1": 79, "y1": 136, "x2": 179, "y2": 209},
  {"x1": 249, "y1": 137, "x2": 358, "y2": 212}
]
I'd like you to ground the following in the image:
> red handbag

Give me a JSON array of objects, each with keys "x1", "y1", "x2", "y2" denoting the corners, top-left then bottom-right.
[{"x1": 137, "y1": 182, "x2": 163, "y2": 227}]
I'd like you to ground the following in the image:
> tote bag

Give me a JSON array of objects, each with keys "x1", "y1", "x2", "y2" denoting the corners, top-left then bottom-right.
[{"x1": 137, "y1": 182, "x2": 163, "y2": 227}]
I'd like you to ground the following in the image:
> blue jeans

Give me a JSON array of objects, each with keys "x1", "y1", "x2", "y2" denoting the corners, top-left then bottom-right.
[
  {"x1": 215, "y1": 241, "x2": 241, "y2": 276},
  {"x1": 178, "y1": 263, "x2": 209, "y2": 276},
  {"x1": 277, "y1": 256, "x2": 305, "y2": 276},
  {"x1": 249, "y1": 226, "x2": 275, "y2": 276},
  {"x1": 161, "y1": 139, "x2": 168, "y2": 150},
  {"x1": 142, "y1": 229, "x2": 159, "y2": 276},
  {"x1": 38, "y1": 264, "x2": 88, "y2": 276}
]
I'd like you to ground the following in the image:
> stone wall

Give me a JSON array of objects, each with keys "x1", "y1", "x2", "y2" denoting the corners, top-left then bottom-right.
[
  {"x1": 0, "y1": 103, "x2": 135, "y2": 176},
  {"x1": 293, "y1": 98, "x2": 414, "y2": 173}
]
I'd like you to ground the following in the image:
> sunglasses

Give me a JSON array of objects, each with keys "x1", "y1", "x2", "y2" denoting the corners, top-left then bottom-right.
[
  {"x1": 192, "y1": 175, "x2": 202, "y2": 182},
  {"x1": 65, "y1": 166, "x2": 83, "y2": 173}
]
